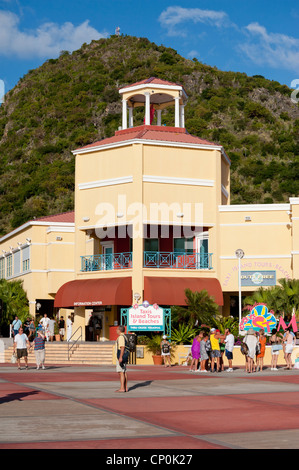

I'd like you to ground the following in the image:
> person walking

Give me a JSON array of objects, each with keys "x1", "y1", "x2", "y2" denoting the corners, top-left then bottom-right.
[
  {"x1": 199, "y1": 332, "x2": 209, "y2": 372},
  {"x1": 13, "y1": 327, "x2": 30, "y2": 370},
  {"x1": 190, "y1": 332, "x2": 202, "y2": 371},
  {"x1": 31, "y1": 329, "x2": 46, "y2": 370},
  {"x1": 115, "y1": 325, "x2": 128, "y2": 392},
  {"x1": 244, "y1": 328, "x2": 258, "y2": 373},
  {"x1": 12, "y1": 316, "x2": 22, "y2": 337},
  {"x1": 270, "y1": 328, "x2": 282, "y2": 370},
  {"x1": 210, "y1": 328, "x2": 225, "y2": 372},
  {"x1": 40, "y1": 314, "x2": 50, "y2": 341},
  {"x1": 67, "y1": 315, "x2": 73, "y2": 342},
  {"x1": 284, "y1": 328, "x2": 296, "y2": 369},
  {"x1": 28, "y1": 319, "x2": 36, "y2": 343},
  {"x1": 256, "y1": 328, "x2": 267, "y2": 371},
  {"x1": 161, "y1": 335, "x2": 171, "y2": 368},
  {"x1": 224, "y1": 328, "x2": 235, "y2": 372},
  {"x1": 58, "y1": 316, "x2": 65, "y2": 341}
]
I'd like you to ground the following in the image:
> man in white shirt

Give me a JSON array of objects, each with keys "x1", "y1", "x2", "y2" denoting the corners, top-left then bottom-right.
[
  {"x1": 13, "y1": 327, "x2": 30, "y2": 370},
  {"x1": 40, "y1": 314, "x2": 50, "y2": 341},
  {"x1": 224, "y1": 328, "x2": 235, "y2": 372}
]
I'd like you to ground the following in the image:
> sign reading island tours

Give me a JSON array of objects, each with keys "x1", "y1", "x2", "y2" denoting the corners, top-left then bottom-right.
[
  {"x1": 128, "y1": 303, "x2": 164, "y2": 331},
  {"x1": 121, "y1": 302, "x2": 171, "y2": 337}
]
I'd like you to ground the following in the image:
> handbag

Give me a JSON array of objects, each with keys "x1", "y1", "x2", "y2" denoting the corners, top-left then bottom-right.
[{"x1": 11, "y1": 353, "x2": 17, "y2": 364}]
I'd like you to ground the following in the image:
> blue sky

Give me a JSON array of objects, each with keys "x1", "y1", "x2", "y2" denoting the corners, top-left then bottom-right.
[{"x1": 0, "y1": 0, "x2": 299, "y2": 96}]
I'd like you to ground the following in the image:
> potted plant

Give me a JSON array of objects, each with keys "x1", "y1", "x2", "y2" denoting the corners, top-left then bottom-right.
[
  {"x1": 54, "y1": 321, "x2": 60, "y2": 341},
  {"x1": 146, "y1": 334, "x2": 163, "y2": 365}
]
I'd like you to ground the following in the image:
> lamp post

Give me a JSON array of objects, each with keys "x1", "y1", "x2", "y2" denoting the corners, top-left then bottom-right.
[{"x1": 235, "y1": 249, "x2": 245, "y2": 333}]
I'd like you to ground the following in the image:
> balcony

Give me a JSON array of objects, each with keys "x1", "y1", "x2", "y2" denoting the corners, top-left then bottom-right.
[
  {"x1": 81, "y1": 252, "x2": 132, "y2": 272},
  {"x1": 143, "y1": 251, "x2": 213, "y2": 269}
]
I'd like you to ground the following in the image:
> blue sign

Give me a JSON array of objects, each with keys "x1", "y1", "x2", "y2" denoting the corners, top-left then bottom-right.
[{"x1": 241, "y1": 270, "x2": 276, "y2": 287}]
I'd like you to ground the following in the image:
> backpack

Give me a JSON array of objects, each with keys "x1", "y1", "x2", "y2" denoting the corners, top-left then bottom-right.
[
  {"x1": 205, "y1": 339, "x2": 211, "y2": 352},
  {"x1": 240, "y1": 341, "x2": 249, "y2": 356},
  {"x1": 162, "y1": 341, "x2": 170, "y2": 354},
  {"x1": 125, "y1": 334, "x2": 136, "y2": 352},
  {"x1": 256, "y1": 340, "x2": 261, "y2": 355},
  {"x1": 117, "y1": 335, "x2": 131, "y2": 364}
]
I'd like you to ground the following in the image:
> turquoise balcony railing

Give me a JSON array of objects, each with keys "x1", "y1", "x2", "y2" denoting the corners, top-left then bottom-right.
[
  {"x1": 143, "y1": 251, "x2": 213, "y2": 269},
  {"x1": 81, "y1": 252, "x2": 132, "y2": 272}
]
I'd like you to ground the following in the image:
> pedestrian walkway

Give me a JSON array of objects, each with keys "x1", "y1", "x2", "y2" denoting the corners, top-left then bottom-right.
[{"x1": 1, "y1": 363, "x2": 299, "y2": 450}]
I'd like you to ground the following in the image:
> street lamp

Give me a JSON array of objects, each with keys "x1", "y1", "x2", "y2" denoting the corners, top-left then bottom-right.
[{"x1": 235, "y1": 249, "x2": 245, "y2": 333}]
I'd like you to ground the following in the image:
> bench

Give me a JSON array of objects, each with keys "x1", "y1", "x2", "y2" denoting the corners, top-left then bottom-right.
[{"x1": 178, "y1": 345, "x2": 192, "y2": 366}]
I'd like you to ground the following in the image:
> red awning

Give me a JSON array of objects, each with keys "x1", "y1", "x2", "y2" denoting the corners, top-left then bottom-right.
[
  {"x1": 144, "y1": 276, "x2": 223, "y2": 306},
  {"x1": 54, "y1": 277, "x2": 132, "y2": 308}
]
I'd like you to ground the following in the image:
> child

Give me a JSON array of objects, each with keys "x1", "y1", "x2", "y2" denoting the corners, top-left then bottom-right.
[
  {"x1": 161, "y1": 335, "x2": 171, "y2": 367},
  {"x1": 199, "y1": 332, "x2": 209, "y2": 372}
]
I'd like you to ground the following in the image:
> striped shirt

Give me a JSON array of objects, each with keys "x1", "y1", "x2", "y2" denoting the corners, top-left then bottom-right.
[{"x1": 33, "y1": 336, "x2": 45, "y2": 350}]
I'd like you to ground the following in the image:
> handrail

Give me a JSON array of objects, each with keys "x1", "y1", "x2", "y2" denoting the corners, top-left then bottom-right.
[
  {"x1": 81, "y1": 252, "x2": 132, "y2": 272},
  {"x1": 67, "y1": 326, "x2": 82, "y2": 361},
  {"x1": 143, "y1": 251, "x2": 213, "y2": 269}
]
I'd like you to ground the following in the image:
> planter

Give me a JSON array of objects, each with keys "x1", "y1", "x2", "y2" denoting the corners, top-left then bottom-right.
[
  {"x1": 55, "y1": 334, "x2": 61, "y2": 341},
  {"x1": 152, "y1": 355, "x2": 163, "y2": 365}
]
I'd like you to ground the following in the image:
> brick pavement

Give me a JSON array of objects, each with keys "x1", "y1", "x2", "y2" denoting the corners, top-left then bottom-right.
[{"x1": 1, "y1": 362, "x2": 299, "y2": 453}]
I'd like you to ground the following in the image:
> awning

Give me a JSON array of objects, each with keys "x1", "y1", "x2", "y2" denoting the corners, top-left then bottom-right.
[
  {"x1": 144, "y1": 276, "x2": 223, "y2": 306},
  {"x1": 54, "y1": 277, "x2": 132, "y2": 308}
]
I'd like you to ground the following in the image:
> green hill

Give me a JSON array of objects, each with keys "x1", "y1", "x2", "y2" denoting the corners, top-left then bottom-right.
[{"x1": 0, "y1": 35, "x2": 298, "y2": 236}]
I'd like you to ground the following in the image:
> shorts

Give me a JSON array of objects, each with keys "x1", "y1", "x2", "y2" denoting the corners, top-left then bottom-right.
[
  {"x1": 211, "y1": 350, "x2": 221, "y2": 358},
  {"x1": 285, "y1": 344, "x2": 294, "y2": 354},
  {"x1": 225, "y1": 350, "x2": 233, "y2": 360},
  {"x1": 16, "y1": 348, "x2": 28, "y2": 359},
  {"x1": 59, "y1": 328, "x2": 65, "y2": 335},
  {"x1": 116, "y1": 360, "x2": 127, "y2": 373}
]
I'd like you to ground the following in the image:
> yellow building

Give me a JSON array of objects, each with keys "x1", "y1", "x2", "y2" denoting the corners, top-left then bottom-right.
[
  {"x1": 0, "y1": 212, "x2": 75, "y2": 318},
  {"x1": 1, "y1": 78, "x2": 298, "y2": 341}
]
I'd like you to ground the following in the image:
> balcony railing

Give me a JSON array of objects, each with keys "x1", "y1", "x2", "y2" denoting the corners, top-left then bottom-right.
[
  {"x1": 144, "y1": 251, "x2": 213, "y2": 269},
  {"x1": 81, "y1": 252, "x2": 132, "y2": 272}
]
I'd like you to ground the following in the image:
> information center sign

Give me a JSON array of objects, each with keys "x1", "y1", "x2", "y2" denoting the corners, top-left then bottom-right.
[{"x1": 128, "y1": 303, "x2": 164, "y2": 331}]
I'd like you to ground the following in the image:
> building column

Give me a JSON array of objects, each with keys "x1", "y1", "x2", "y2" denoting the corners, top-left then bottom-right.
[
  {"x1": 122, "y1": 99, "x2": 128, "y2": 129},
  {"x1": 180, "y1": 104, "x2": 185, "y2": 128},
  {"x1": 174, "y1": 97, "x2": 180, "y2": 127},
  {"x1": 157, "y1": 109, "x2": 162, "y2": 126},
  {"x1": 129, "y1": 106, "x2": 134, "y2": 128},
  {"x1": 144, "y1": 92, "x2": 151, "y2": 125}
]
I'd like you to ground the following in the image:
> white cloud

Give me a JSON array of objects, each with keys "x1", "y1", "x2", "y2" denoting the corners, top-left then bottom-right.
[
  {"x1": 159, "y1": 6, "x2": 231, "y2": 37},
  {"x1": 240, "y1": 22, "x2": 299, "y2": 74},
  {"x1": 0, "y1": 10, "x2": 108, "y2": 58}
]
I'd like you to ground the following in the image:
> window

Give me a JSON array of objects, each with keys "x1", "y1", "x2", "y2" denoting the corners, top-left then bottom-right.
[
  {"x1": 22, "y1": 246, "x2": 30, "y2": 272},
  {"x1": 144, "y1": 238, "x2": 159, "y2": 252},
  {"x1": 6, "y1": 255, "x2": 12, "y2": 278},
  {"x1": 0, "y1": 258, "x2": 5, "y2": 279},
  {"x1": 173, "y1": 238, "x2": 193, "y2": 254},
  {"x1": 14, "y1": 250, "x2": 21, "y2": 276}
]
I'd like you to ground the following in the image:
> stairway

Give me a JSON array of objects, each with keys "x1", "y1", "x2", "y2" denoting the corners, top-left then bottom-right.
[{"x1": 4, "y1": 341, "x2": 114, "y2": 365}]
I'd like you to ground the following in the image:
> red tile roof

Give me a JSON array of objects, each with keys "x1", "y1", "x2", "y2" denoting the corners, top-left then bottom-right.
[
  {"x1": 33, "y1": 211, "x2": 75, "y2": 223},
  {"x1": 74, "y1": 125, "x2": 219, "y2": 153},
  {"x1": 119, "y1": 77, "x2": 184, "y2": 89}
]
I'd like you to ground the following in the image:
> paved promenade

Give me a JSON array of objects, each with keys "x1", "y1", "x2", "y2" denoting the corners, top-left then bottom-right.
[{"x1": 1, "y1": 362, "x2": 299, "y2": 453}]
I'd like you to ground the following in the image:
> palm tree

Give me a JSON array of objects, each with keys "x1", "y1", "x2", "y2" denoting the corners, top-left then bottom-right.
[
  {"x1": 243, "y1": 278, "x2": 299, "y2": 318},
  {"x1": 171, "y1": 288, "x2": 220, "y2": 328},
  {"x1": 0, "y1": 279, "x2": 29, "y2": 334}
]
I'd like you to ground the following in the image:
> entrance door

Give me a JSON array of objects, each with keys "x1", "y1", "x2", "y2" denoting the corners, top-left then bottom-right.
[{"x1": 101, "y1": 242, "x2": 114, "y2": 270}]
